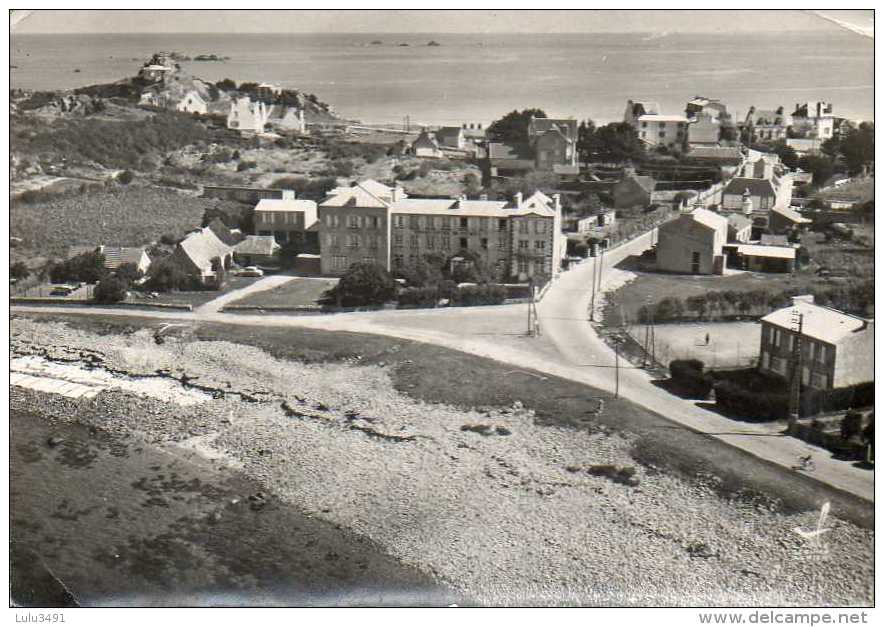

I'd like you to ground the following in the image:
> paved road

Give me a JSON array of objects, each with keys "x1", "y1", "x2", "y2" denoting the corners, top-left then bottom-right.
[
  {"x1": 12, "y1": 234, "x2": 874, "y2": 501},
  {"x1": 193, "y1": 274, "x2": 300, "y2": 315}
]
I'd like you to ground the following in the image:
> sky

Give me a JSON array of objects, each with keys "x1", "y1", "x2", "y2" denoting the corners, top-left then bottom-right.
[{"x1": 10, "y1": 9, "x2": 875, "y2": 35}]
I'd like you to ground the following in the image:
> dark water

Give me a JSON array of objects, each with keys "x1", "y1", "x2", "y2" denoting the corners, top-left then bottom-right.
[
  {"x1": 10, "y1": 410, "x2": 459, "y2": 606},
  {"x1": 9, "y1": 31, "x2": 874, "y2": 124}
]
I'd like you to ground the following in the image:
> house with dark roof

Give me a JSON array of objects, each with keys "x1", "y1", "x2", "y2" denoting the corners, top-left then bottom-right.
[
  {"x1": 234, "y1": 235, "x2": 281, "y2": 267},
  {"x1": 742, "y1": 106, "x2": 791, "y2": 142},
  {"x1": 170, "y1": 227, "x2": 235, "y2": 286},
  {"x1": 485, "y1": 142, "x2": 536, "y2": 177},
  {"x1": 612, "y1": 172, "x2": 656, "y2": 209},
  {"x1": 68, "y1": 245, "x2": 152, "y2": 274},
  {"x1": 435, "y1": 126, "x2": 466, "y2": 150},
  {"x1": 722, "y1": 178, "x2": 779, "y2": 212},
  {"x1": 411, "y1": 129, "x2": 443, "y2": 158},
  {"x1": 769, "y1": 205, "x2": 812, "y2": 234}
]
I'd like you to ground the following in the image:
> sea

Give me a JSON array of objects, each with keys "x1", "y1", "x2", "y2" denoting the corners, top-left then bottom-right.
[{"x1": 10, "y1": 31, "x2": 874, "y2": 126}]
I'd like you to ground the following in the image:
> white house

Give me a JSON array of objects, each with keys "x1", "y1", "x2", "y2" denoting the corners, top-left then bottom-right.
[
  {"x1": 176, "y1": 90, "x2": 208, "y2": 115},
  {"x1": 227, "y1": 97, "x2": 270, "y2": 133}
]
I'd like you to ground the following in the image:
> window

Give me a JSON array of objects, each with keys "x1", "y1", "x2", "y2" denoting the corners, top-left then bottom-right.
[
  {"x1": 518, "y1": 222, "x2": 528, "y2": 234},
  {"x1": 641, "y1": 121, "x2": 647, "y2": 128},
  {"x1": 410, "y1": 216, "x2": 420, "y2": 229},
  {"x1": 519, "y1": 240, "x2": 529, "y2": 250},
  {"x1": 393, "y1": 234, "x2": 403, "y2": 247},
  {"x1": 441, "y1": 218, "x2": 451, "y2": 231},
  {"x1": 426, "y1": 235, "x2": 435, "y2": 250},
  {"x1": 332, "y1": 256, "x2": 348, "y2": 271},
  {"x1": 459, "y1": 237, "x2": 468, "y2": 249},
  {"x1": 327, "y1": 234, "x2": 339, "y2": 248},
  {"x1": 368, "y1": 236, "x2": 379, "y2": 250},
  {"x1": 784, "y1": 334, "x2": 793, "y2": 351},
  {"x1": 534, "y1": 241, "x2": 546, "y2": 250},
  {"x1": 410, "y1": 235, "x2": 419, "y2": 248},
  {"x1": 534, "y1": 220, "x2": 547, "y2": 234},
  {"x1": 479, "y1": 218, "x2": 488, "y2": 232},
  {"x1": 481, "y1": 238, "x2": 488, "y2": 250},
  {"x1": 348, "y1": 215, "x2": 361, "y2": 229},
  {"x1": 801, "y1": 367, "x2": 810, "y2": 386},
  {"x1": 417, "y1": 216, "x2": 426, "y2": 230},
  {"x1": 498, "y1": 219, "x2": 508, "y2": 231},
  {"x1": 518, "y1": 260, "x2": 529, "y2": 274},
  {"x1": 810, "y1": 372, "x2": 828, "y2": 389},
  {"x1": 658, "y1": 131, "x2": 666, "y2": 138},
  {"x1": 347, "y1": 234, "x2": 360, "y2": 248},
  {"x1": 770, "y1": 356, "x2": 788, "y2": 376},
  {"x1": 441, "y1": 237, "x2": 451, "y2": 250},
  {"x1": 459, "y1": 217, "x2": 468, "y2": 230},
  {"x1": 394, "y1": 215, "x2": 406, "y2": 228},
  {"x1": 433, "y1": 216, "x2": 442, "y2": 230},
  {"x1": 393, "y1": 254, "x2": 404, "y2": 267},
  {"x1": 658, "y1": 122, "x2": 666, "y2": 128},
  {"x1": 817, "y1": 344, "x2": 828, "y2": 364},
  {"x1": 761, "y1": 351, "x2": 770, "y2": 370},
  {"x1": 772, "y1": 328, "x2": 781, "y2": 347}
]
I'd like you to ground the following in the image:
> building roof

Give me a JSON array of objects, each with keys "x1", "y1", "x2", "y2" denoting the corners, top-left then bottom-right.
[
  {"x1": 770, "y1": 205, "x2": 812, "y2": 224},
  {"x1": 435, "y1": 126, "x2": 464, "y2": 141},
  {"x1": 487, "y1": 142, "x2": 533, "y2": 161},
  {"x1": 412, "y1": 129, "x2": 440, "y2": 149},
  {"x1": 689, "y1": 208, "x2": 729, "y2": 232},
  {"x1": 619, "y1": 174, "x2": 656, "y2": 194},
  {"x1": 322, "y1": 180, "x2": 395, "y2": 208},
  {"x1": 235, "y1": 235, "x2": 280, "y2": 257},
  {"x1": 529, "y1": 117, "x2": 578, "y2": 139},
  {"x1": 760, "y1": 234, "x2": 790, "y2": 246},
  {"x1": 761, "y1": 301, "x2": 869, "y2": 345},
  {"x1": 724, "y1": 177, "x2": 777, "y2": 198},
  {"x1": 726, "y1": 213, "x2": 753, "y2": 230},
  {"x1": 388, "y1": 196, "x2": 556, "y2": 218},
  {"x1": 687, "y1": 146, "x2": 742, "y2": 161},
  {"x1": 630, "y1": 101, "x2": 660, "y2": 116},
  {"x1": 178, "y1": 227, "x2": 233, "y2": 271},
  {"x1": 736, "y1": 244, "x2": 796, "y2": 259},
  {"x1": 749, "y1": 109, "x2": 786, "y2": 125},
  {"x1": 637, "y1": 114, "x2": 689, "y2": 123},
  {"x1": 254, "y1": 198, "x2": 318, "y2": 213},
  {"x1": 69, "y1": 245, "x2": 148, "y2": 269}
]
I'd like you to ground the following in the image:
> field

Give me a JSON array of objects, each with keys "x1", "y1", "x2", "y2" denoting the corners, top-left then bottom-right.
[
  {"x1": 9, "y1": 186, "x2": 210, "y2": 263},
  {"x1": 626, "y1": 321, "x2": 762, "y2": 370},
  {"x1": 128, "y1": 276, "x2": 261, "y2": 308},
  {"x1": 224, "y1": 278, "x2": 337, "y2": 309}
]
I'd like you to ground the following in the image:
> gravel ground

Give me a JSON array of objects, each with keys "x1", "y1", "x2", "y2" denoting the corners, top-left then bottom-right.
[{"x1": 10, "y1": 317, "x2": 874, "y2": 606}]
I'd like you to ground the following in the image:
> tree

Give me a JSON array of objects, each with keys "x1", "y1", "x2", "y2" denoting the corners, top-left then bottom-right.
[
  {"x1": 93, "y1": 275, "x2": 129, "y2": 303},
  {"x1": 798, "y1": 154, "x2": 835, "y2": 188},
  {"x1": 10, "y1": 261, "x2": 30, "y2": 280},
  {"x1": 499, "y1": 170, "x2": 559, "y2": 197},
  {"x1": 326, "y1": 262, "x2": 397, "y2": 307},
  {"x1": 50, "y1": 250, "x2": 108, "y2": 284},
  {"x1": 576, "y1": 119, "x2": 597, "y2": 164},
  {"x1": 591, "y1": 122, "x2": 645, "y2": 163},
  {"x1": 115, "y1": 262, "x2": 143, "y2": 284},
  {"x1": 143, "y1": 257, "x2": 200, "y2": 292},
  {"x1": 445, "y1": 249, "x2": 493, "y2": 283},
  {"x1": 487, "y1": 108, "x2": 547, "y2": 144},
  {"x1": 399, "y1": 253, "x2": 445, "y2": 287},
  {"x1": 771, "y1": 141, "x2": 799, "y2": 170},
  {"x1": 116, "y1": 169, "x2": 134, "y2": 185},
  {"x1": 278, "y1": 240, "x2": 302, "y2": 270},
  {"x1": 840, "y1": 410, "x2": 864, "y2": 441},
  {"x1": 838, "y1": 122, "x2": 874, "y2": 175},
  {"x1": 463, "y1": 172, "x2": 482, "y2": 195}
]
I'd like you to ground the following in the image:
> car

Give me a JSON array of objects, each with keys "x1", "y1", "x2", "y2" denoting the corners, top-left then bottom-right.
[
  {"x1": 49, "y1": 284, "x2": 77, "y2": 296},
  {"x1": 236, "y1": 266, "x2": 264, "y2": 277}
]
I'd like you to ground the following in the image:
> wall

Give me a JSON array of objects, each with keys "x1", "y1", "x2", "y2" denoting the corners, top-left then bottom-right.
[
  {"x1": 319, "y1": 205, "x2": 390, "y2": 275},
  {"x1": 656, "y1": 217, "x2": 720, "y2": 274},
  {"x1": 833, "y1": 324, "x2": 874, "y2": 388}
]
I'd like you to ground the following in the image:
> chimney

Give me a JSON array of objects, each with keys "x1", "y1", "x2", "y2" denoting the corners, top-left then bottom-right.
[
  {"x1": 514, "y1": 191, "x2": 523, "y2": 208},
  {"x1": 281, "y1": 189, "x2": 296, "y2": 200},
  {"x1": 791, "y1": 294, "x2": 814, "y2": 306}
]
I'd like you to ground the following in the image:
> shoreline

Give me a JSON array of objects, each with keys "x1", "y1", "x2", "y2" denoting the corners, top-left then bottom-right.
[{"x1": 9, "y1": 315, "x2": 875, "y2": 606}]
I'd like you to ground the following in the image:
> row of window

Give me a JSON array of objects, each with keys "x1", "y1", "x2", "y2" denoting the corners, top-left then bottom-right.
[
  {"x1": 329, "y1": 255, "x2": 377, "y2": 271},
  {"x1": 323, "y1": 213, "x2": 551, "y2": 235},
  {"x1": 326, "y1": 234, "x2": 381, "y2": 249},
  {"x1": 640, "y1": 121, "x2": 687, "y2": 129},
  {"x1": 768, "y1": 327, "x2": 829, "y2": 364},
  {"x1": 760, "y1": 352, "x2": 829, "y2": 389},
  {"x1": 258, "y1": 211, "x2": 300, "y2": 225}
]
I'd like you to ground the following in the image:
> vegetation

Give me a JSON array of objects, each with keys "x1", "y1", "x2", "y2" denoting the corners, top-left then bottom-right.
[
  {"x1": 11, "y1": 111, "x2": 212, "y2": 171},
  {"x1": 487, "y1": 108, "x2": 547, "y2": 144},
  {"x1": 93, "y1": 275, "x2": 129, "y2": 303},
  {"x1": 841, "y1": 410, "x2": 864, "y2": 441},
  {"x1": 668, "y1": 359, "x2": 714, "y2": 399},
  {"x1": 142, "y1": 257, "x2": 202, "y2": 292},
  {"x1": 114, "y1": 262, "x2": 143, "y2": 284},
  {"x1": 269, "y1": 175, "x2": 338, "y2": 200},
  {"x1": 11, "y1": 262, "x2": 30, "y2": 280},
  {"x1": 577, "y1": 121, "x2": 646, "y2": 164},
  {"x1": 49, "y1": 250, "x2": 107, "y2": 284},
  {"x1": 823, "y1": 122, "x2": 874, "y2": 175},
  {"x1": 325, "y1": 262, "x2": 398, "y2": 307}
]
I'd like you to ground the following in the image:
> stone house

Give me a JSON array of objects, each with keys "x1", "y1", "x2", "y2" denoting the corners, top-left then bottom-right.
[
  {"x1": 624, "y1": 100, "x2": 688, "y2": 150},
  {"x1": 612, "y1": 172, "x2": 656, "y2": 209},
  {"x1": 412, "y1": 129, "x2": 444, "y2": 158},
  {"x1": 68, "y1": 245, "x2": 152, "y2": 275},
  {"x1": 234, "y1": 235, "x2": 281, "y2": 267},
  {"x1": 656, "y1": 208, "x2": 727, "y2": 275},
  {"x1": 253, "y1": 198, "x2": 319, "y2": 247},
  {"x1": 171, "y1": 227, "x2": 235, "y2": 286},
  {"x1": 317, "y1": 180, "x2": 563, "y2": 282},
  {"x1": 758, "y1": 296, "x2": 873, "y2": 389},
  {"x1": 435, "y1": 126, "x2": 466, "y2": 150}
]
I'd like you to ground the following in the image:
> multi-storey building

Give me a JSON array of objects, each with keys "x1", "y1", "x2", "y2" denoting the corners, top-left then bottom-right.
[
  {"x1": 624, "y1": 100, "x2": 689, "y2": 150},
  {"x1": 254, "y1": 197, "x2": 318, "y2": 247},
  {"x1": 758, "y1": 297, "x2": 873, "y2": 390},
  {"x1": 790, "y1": 101, "x2": 835, "y2": 140},
  {"x1": 317, "y1": 180, "x2": 563, "y2": 281}
]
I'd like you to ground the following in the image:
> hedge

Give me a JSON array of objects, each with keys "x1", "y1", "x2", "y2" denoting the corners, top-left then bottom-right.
[
  {"x1": 450, "y1": 284, "x2": 507, "y2": 307},
  {"x1": 668, "y1": 359, "x2": 713, "y2": 399}
]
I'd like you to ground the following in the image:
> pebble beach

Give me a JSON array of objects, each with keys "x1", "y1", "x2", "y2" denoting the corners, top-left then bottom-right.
[{"x1": 9, "y1": 316, "x2": 874, "y2": 606}]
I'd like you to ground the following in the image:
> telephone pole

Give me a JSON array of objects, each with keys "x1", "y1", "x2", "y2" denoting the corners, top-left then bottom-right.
[
  {"x1": 614, "y1": 337, "x2": 621, "y2": 399},
  {"x1": 788, "y1": 310, "x2": 804, "y2": 433},
  {"x1": 589, "y1": 253, "x2": 598, "y2": 322}
]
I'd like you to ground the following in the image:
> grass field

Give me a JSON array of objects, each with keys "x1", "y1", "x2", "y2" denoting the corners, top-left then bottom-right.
[
  {"x1": 225, "y1": 278, "x2": 337, "y2": 309},
  {"x1": 627, "y1": 321, "x2": 762, "y2": 370},
  {"x1": 128, "y1": 276, "x2": 261, "y2": 308}
]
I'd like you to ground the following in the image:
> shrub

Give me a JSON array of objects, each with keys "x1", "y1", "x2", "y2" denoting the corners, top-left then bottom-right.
[
  {"x1": 669, "y1": 359, "x2": 713, "y2": 398},
  {"x1": 10, "y1": 261, "x2": 30, "y2": 280},
  {"x1": 159, "y1": 233, "x2": 180, "y2": 246},
  {"x1": 49, "y1": 250, "x2": 108, "y2": 284},
  {"x1": 450, "y1": 284, "x2": 507, "y2": 307},
  {"x1": 115, "y1": 262, "x2": 143, "y2": 284},
  {"x1": 93, "y1": 275, "x2": 129, "y2": 303},
  {"x1": 840, "y1": 410, "x2": 864, "y2": 441},
  {"x1": 397, "y1": 286, "x2": 440, "y2": 309},
  {"x1": 116, "y1": 170, "x2": 134, "y2": 185},
  {"x1": 236, "y1": 160, "x2": 257, "y2": 172},
  {"x1": 574, "y1": 241, "x2": 589, "y2": 258},
  {"x1": 587, "y1": 465, "x2": 639, "y2": 487},
  {"x1": 713, "y1": 380, "x2": 788, "y2": 421},
  {"x1": 325, "y1": 262, "x2": 397, "y2": 307},
  {"x1": 142, "y1": 257, "x2": 201, "y2": 292}
]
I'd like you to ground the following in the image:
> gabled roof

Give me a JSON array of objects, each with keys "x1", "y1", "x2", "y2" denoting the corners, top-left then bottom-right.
[
  {"x1": 321, "y1": 181, "x2": 391, "y2": 208},
  {"x1": 726, "y1": 213, "x2": 752, "y2": 230},
  {"x1": 69, "y1": 245, "x2": 149, "y2": 269},
  {"x1": 736, "y1": 244, "x2": 795, "y2": 259},
  {"x1": 529, "y1": 117, "x2": 578, "y2": 139},
  {"x1": 619, "y1": 174, "x2": 656, "y2": 194},
  {"x1": 235, "y1": 235, "x2": 280, "y2": 257},
  {"x1": 689, "y1": 208, "x2": 729, "y2": 232},
  {"x1": 761, "y1": 301, "x2": 868, "y2": 344},
  {"x1": 770, "y1": 205, "x2": 812, "y2": 224},
  {"x1": 178, "y1": 227, "x2": 232, "y2": 271},
  {"x1": 724, "y1": 177, "x2": 777, "y2": 198},
  {"x1": 207, "y1": 218, "x2": 240, "y2": 246}
]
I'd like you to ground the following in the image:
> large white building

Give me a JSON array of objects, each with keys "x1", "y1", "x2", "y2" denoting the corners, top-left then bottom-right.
[{"x1": 624, "y1": 100, "x2": 689, "y2": 150}]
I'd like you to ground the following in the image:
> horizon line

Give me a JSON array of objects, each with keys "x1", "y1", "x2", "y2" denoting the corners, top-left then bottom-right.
[{"x1": 12, "y1": 28, "x2": 849, "y2": 36}]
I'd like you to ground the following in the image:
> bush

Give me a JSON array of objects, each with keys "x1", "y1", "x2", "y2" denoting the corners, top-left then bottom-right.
[
  {"x1": 114, "y1": 262, "x2": 143, "y2": 284},
  {"x1": 116, "y1": 170, "x2": 134, "y2": 185},
  {"x1": 10, "y1": 261, "x2": 30, "y2": 280},
  {"x1": 236, "y1": 160, "x2": 257, "y2": 172},
  {"x1": 159, "y1": 233, "x2": 180, "y2": 246},
  {"x1": 450, "y1": 284, "x2": 507, "y2": 307},
  {"x1": 325, "y1": 262, "x2": 397, "y2": 307},
  {"x1": 49, "y1": 250, "x2": 108, "y2": 284},
  {"x1": 93, "y1": 275, "x2": 129, "y2": 303},
  {"x1": 142, "y1": 257, "x2": 201, "y2": 292},
  {"x1": 669, "y1": 359, "x2": 713, "y2": 399},
  {"x1": 397, "y1": 286, "x2": 440, "y2": 308},
  {"x1": 841, "y1": 410, "x2": 864, "y2": 441},
  {"x1": 713, "y1": 380, "x2": 788, "y2": 421}
]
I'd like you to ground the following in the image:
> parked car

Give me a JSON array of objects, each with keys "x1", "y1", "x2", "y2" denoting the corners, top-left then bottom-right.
[
  {"x1": 236, "y1": 266, "x2": 264, "y2": 277},
  {"x1": 49, "y1": 284, "x2": 78, "y2": 296}
]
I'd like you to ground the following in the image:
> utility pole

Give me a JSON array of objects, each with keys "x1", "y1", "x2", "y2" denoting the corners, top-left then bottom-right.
[
  {"x1": 788, "y1": 310, "x2": 804, "y2": 433},
  {"x1": 589, "y1": 253, "x2": 598, "y2": 322},
  {"x1": 614, "y1": 337, "x2": 621, "y2": 399},
  {"x1": 527, "y1": 277, "x2": 535, "y2": 336}
]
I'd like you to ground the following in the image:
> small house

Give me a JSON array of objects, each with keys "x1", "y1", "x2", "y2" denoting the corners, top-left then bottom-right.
[
  {"x1": 412, "y1": 129, "x2": 443, "y2": 158},
  {"x1": 176, "y1": 90, "x2": 208, "y2": 115},
  {"x1": 656, "y1": 208, "x2": 727, "y2": 275},
  {"x1": 435, "y1": 126, "x2": 466, "y2": 150},
  {"x1": 171, "y1": 227, "x2": 235, "y2": 286},
  {"x1": 234, "y1": 235, "x2": 281, "y2": 268},
  {"x1": 227, "y1": 97, "x2": 270, "y2": 133},
  {"x1": 769, "y1": 205, "x2": 812, "y2": 234},
  {"x1": 734, "y1": 244, "x2": 796, "y2": 273},
  {"x1": 613, "y1": 172, "x2": 656, "y2": 209},
  {"x1": 69, "y1": 245, "x2": 152, "y2": 275}
]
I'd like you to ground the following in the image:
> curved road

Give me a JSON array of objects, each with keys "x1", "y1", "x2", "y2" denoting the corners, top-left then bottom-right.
[{"x1": 12, "y1": 232, "x2": 873, "y2": 501}]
